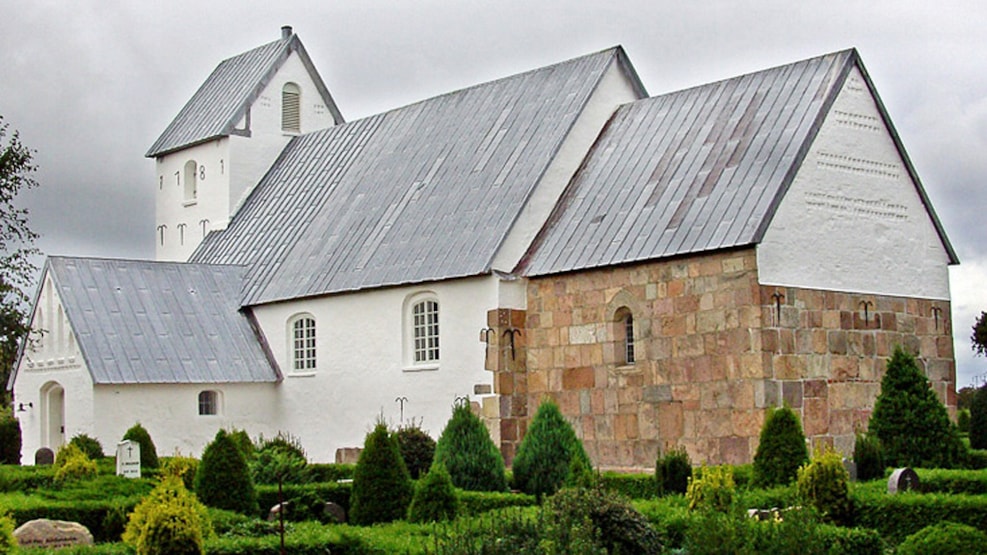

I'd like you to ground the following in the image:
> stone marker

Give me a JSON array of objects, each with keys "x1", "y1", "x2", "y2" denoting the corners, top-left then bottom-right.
[
  {"x1": 267, "y1": 502, "x2": 290, "y2": 522},
  {"x1": 34, "y1": 447, "x2": 54, "y2": 466},
  {"x1": 324, "y1": 501, "x2": 347, "y2": 523},
  {"x1": 842, "y1": 458, "x2": 857, "y2": 482},
  {"x1": 14, "y1": 519, "x2": 93, "y2": 548},
  {"x1": 116, "y1": 440, "x2": 141, "y2": 478},
  {"x1": 334, "y1": 447, "x2": 362, "y2": 464},
  {"x1": 888, "y1": 467, "x2": 919, "y2": 494}
]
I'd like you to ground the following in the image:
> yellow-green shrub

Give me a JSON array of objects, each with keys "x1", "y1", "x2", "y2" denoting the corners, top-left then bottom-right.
[
  {"x1": 0, "y1": 512, "x2": 15, "y2": 554},
  {"x1": 797, "y1": 447, "x2": 851, "y2": 524},
  {"x1": 162, "y1": 454, "x2": 199, "y2": 491},
  {"x1": 124, "y1": 475, "x2": 211, "y2": 555},
  {"x1": 686, "y1": 465, "x2": 734, "y2": 512},
  {"x1": 54, "y1": 443, "x2": 97, "y2": 484}
]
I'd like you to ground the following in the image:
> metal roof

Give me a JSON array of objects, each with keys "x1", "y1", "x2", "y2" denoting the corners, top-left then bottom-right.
[
  {"x1": 192, "y1": 47, "x2": 633, "y2": 306},
  {"x1": 146, "y1": 33, "x2": 343, "y2": 158},
  {"x1": 520, "y1": 50, "x2": 858, "y2": 276},
  {"x1": 46, "y1": 257, "x2": 279, "y2": 384}
]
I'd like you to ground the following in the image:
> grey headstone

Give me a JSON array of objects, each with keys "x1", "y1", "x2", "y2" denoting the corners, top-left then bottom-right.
[
  {"x1": 266, "y1": 502, "x2": 290, "y2": 522},
  {"x1": 14, "y1": 519, "x2": 93, "y2": 548},
  {"x1": 34, "y1": 448, "x2": 54, "y2": 466},
  {"x1": 115, "y1": 440, "x2": 141, "y2": 478},
  {"x1": 842, "y1": 458, "x2": 857, "y2": 482},
  {"x1": 324, "y1": 501, "x2": 346, "y2": 523},
  {"x1": 888, "y1": 467, "x2": 919, "y2": 494}
]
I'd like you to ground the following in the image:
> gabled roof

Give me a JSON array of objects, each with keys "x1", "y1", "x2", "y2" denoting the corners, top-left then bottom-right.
[
  {"x1": 519, "y1": 49, "x2": 957, "y2": 277},
  {"x1": 192, "y1": 47, "x2": 641, "y2": 306},
  {"x1": 146, "y1": 32, "x2": 343, "y2": 158},
  {"x1": 38, "y1": 257, "x2": 279, "y2": 384}
]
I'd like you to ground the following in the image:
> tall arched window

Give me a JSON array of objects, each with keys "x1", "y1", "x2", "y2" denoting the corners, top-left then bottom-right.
[
  {"x1": 183, "y1": 160, "x2": 197, "y2": 201},
  {"x1": 282, "y1": 82, "x2": 301, "y2": 132},
  {"x1": 615, "y1": 307, "x2": 635, "y2": 365},
  {"x1": 411, "y1": 297, "x2": 439, "y2": 364},
  {"x1": 289, "y1": 314, "x2": 316, "y2": 372}
]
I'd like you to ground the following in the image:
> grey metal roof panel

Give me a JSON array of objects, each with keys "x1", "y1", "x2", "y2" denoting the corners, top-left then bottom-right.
[
  {"x1": 48, "y1": 257, "x2": 279, "y2": 384},
  {"x1": 520, "y1": 50, "x2": 856, "y2": 277},
  {"x1": 146, "y1": 34, "x2": 343, "y2": 158},
  {"x1": 192, "y1": 48, "x2": 627, "y2": 305}
]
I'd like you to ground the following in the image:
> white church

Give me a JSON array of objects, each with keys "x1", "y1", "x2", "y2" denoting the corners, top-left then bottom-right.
[{"x1": 9, "y1": 27, "x2": 957, "y2": 468}]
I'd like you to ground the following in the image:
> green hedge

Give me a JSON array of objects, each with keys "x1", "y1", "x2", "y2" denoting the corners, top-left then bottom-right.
[
  {"x1": 915, "y1": 468, "x2": 987, "y2": 495},
  {"x1": 599, "y1": 472, "x2": 659, "y2": 499},
  {"x1": 0, "y1": 464, "x2": 54, "y2": 492},
  {"x1": 457, "y1": 490, "x2": 536, "y2": 516},
  {"x1": 0, "y1": 493, "x2": 137, "y2": 542},
  {"x1": 206, "y1": 520, "x2": 431, "y2": 555},
  {"x1": 255, "y1": 482, "x2": 351, "y2": 522},
  {"x1": 305, "y1": 463, "x2": 355, "y2": 483},
  {"x1": 852, "y1": 489, "x2": 987, "y2": 545}
]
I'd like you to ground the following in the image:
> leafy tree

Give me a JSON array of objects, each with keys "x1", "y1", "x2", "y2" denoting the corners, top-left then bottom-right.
[
  {"x1": 433, "y1": 402, "x2": 507, "y2": 492},
  {"x1": 957, "y1": 386, "x2": 977, "y2": 411},
  {"x1": 349, "y1": 421, "x2": 413, "y2": 525},
  {"x1": 250, "y1": 432, "x2": 307, "y2": 485},
  {"x1": 970, "y1": 384, "x2": 987, "y2": 450},
  {"x1": 752, "y1": 405, "x2": 808, "y2": 488},
  {"x1": 194, "y1": 429, "x2": 258, "y2": 516},
  {"x1": 0, "y1": 408, "x2": 20, "y2": 465},
  {"x1": 868, "y1": 346, "x2": 964, "y2": 468},
  {"x1": 69, "y1": 433, "x2": 104, "y2": 460},
  {"x1": 511, "y1": 398, "x2": 592, "y2": 499},
  {"x1": 122, "y1": 423, "x2": 159, "y2": 469},
  {"x1": 395, "y1": 423, "x2": 436, "y2": 479},
  {"x1": 0, "y1": 117, "x2": 40, "y2": 405},
  {"x1": 972, "y1": 311, "x2": 987, "y2": 357}
]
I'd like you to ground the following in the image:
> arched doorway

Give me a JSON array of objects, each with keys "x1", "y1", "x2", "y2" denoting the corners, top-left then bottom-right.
[{"x1": 40, "y1": 382, "x2": 65, "y2": 450}]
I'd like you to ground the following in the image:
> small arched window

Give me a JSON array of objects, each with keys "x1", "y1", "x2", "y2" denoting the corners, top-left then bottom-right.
[
  {"x1": 290, "y1": 315, "x2": 316, "y2": 372},
  {"x1": 198, "y1": 390, "x2": 219, "y2": 415},
  {"x1": 615, "y1": 307, "x2": 635, "y2": 365},
  {"x1": 183, "y1": 160, "x2": 197, "y2": 201},
  {"x1": 282, "y1": 82, "x2": 301, "y2": 133}
]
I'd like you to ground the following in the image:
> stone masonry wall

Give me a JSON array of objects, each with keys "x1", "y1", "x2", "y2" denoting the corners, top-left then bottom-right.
[{"x1": 519, "y1": 247, "x2": 955, "y2": 470}]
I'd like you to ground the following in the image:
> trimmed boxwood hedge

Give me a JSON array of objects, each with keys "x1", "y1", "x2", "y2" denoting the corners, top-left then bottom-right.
[
  {"x1": 255, "y1": 482, "x2": 351, "y2": 522},
  {"x1": 915, "y1": 468, "x2": 987, "y2": 495},
  {"x1": 457, "y1": 490, "x2": 536, "y2": 516},
  {"x1": 852, "y1": 489, "x2": 987, "y2": 545}
]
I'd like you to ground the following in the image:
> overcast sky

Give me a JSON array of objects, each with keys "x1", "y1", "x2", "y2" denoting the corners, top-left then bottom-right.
[{"x1": 1, "y1": 1, "x2": 985, "y2": 387}]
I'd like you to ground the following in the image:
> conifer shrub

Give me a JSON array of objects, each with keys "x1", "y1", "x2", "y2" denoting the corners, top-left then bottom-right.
[
  {"x1": 251, "y1": 432, "x2": 307, "y2": 485},
  {"x1": 0, "y1": 512, "x2": 14, "y2": 555},
  {"x1": 868, "y1": 347, "x2": 964, "y2": 468},
  {"x1": 896, "y1": 521, "x2": 987, "y2": 555},
  {"x1": 70, "y1": 433, "x2": 105, "y2": 461},
  {"x1": 349, "y1": 421, "x2": 413, "y2": 525},
  {"x1": 122, "y1": 423, "x2": 159, "y2": 469},
  {"x1": 797, "y1": 447, "x2": 851, "y2": 524},
  {"x1": 958, "y1": 409, "x2": 971, "y2": 434},
  {"x1": 194, "y1": 429, "x2": 258, "y2": 516},
  {"x1": 395, "y1": 423, "x2": 436, "y2": 479},
  {"x1": 970, "y1": 384, "x2": 987, "y2": 450},
  {"x1": 162, "y1": 454, "x2": 199, "y2": 491},
  {"x1": 433, "y1": 402, "x2": 507, "y2": 492},
  {"x1": 0, "y1": 409, "x2": 20, "y2": 465},
  {"x1": 124, "y1": 475, "x2": 211, "y2": 555},
  {"x1": 226, "y1": 428, "x2": 255, "y2": 460},
  {"x1": 752, "y1": 405, "x2": 808, "y2": 488},
  {"x1": 853, "y1": 433, "x2": 885, "y2": 481},
  {"x1": 686, "y1": 465, "x2": 735, "y2": 512},
  {"x1": 511, "y1": 399, "x2": 591, "y2": 498},
  {"x1": 54, "y1": 443, "x2": 98, "y2": 484},
  {"x1": 656, "y1": 447, "x2": 692, "y2": 495},
  {"x1": 543, "y1": 486, "x2": 663, "y2": 554},
  {"x1": 407, "y1": 462, "x2": 458, "y2": 523}
]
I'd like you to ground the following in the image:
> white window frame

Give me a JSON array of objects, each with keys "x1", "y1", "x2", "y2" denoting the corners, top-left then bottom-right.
[
  {"x1": 288, "y1": 314, "x2": 317, "y2": 375},
  {"x1": 198, "y1": 390, "x2": 220, "y2": 416},
  {"x1": 404, "y1": 293, "x2": 439, "y2": 370}
]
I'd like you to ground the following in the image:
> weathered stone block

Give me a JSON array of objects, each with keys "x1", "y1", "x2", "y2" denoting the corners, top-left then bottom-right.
[
  {"x1": 719, "y1": 436, "x2": 750, "y2": 466},
  {"x1": 803, "y1": 397, "x2": 829, "y2": 436},
  {"x1": 782, "y1": 381, "x2": 803, "y2": 408},
  {"x1": 643, "y1": 384, "x2": 673, "y2": 404}
]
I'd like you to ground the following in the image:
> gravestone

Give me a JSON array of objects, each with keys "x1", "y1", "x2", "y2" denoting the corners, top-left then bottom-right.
[
  {"x1": 14, "y1": 519, "x2": 93, "y2": 548},
  {"x1": 115, "y1": 440, "x2": 141, "y2": 478},
  {"x1": 266, "y1": 501, "x2": 290, "y2": 522},
  {"x1": 34, "y1": 447, "x2": 54, "y2": 466},
  {"x1": 887, "y1": 467, "x2": 919, "y2": 494},
  {"x1": 324, "y1": 501, "x2": 347, "y2": 523},
  {"x1": 842, "y1": 458, "x2": 857, "y2": 482}
]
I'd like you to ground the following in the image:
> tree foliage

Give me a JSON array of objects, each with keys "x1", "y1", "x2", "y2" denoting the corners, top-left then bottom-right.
[
  {"x1": 122, "y1": 423, "x2": 159, "y2": 469},
  {"x1": 433, "y1": 402, "x2": 507, "y2": 492},
  {"x1": 752, "y1": 405, "x2": 808, "y2": 488},
  {"x1": 0, "y1": 117, "x2": 40, "y2": 405},
  {"x1": 512, "y1": 398, "x2": 592, "y2": 499},
  {"x1": 349, "y1": 421, "x2": 413, "y2": 525},
  {"x1": 194, "y1": 429, "x2": 258, "y2": 516},
  {"x1": 0, "y1": 408, "x2": 20, "y2": 465},
  {"x1": 395, "y1": 423, "x2": 436, "y2": 480},
  {"x1": 407, "y1": 462, "x2": 458, "y2": 523},
  {"x1": 868, "y1": 346, "x2": 964, "y2": 468},
  {"x1": 972, "y1": 311, "x2": 987, "y2": 357},
  {"x1": 970, "y1": 384, "x2": 987, "y2": 450}
]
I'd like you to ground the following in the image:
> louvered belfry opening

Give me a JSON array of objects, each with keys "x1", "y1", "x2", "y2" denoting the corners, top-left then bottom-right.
[{"x1": 282, "y1": 82, "x2": 301, "y2": 132}]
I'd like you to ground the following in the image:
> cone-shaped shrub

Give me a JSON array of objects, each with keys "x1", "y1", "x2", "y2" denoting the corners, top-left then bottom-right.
[
  {"x1": 194, "y1": 429, "x2": 258, "y2": 516},
  {"x1": 869, "y1": 347, "x2": 964, "y2": 468},
  {"x1": 124, "y1": 475, "x2": 211, "y2": 555},
  {"x1": 797, "y1": 447, "x2": 851, "y2": 524},
  {"x1": 349, "y1": 422, "x2": 413, "y2": 525},
  {"x1": 752, "y1": 405, "x2": 807, "y2": 488},
  {"x1": 0, "y1": 409, "x2": 20, "y2": 465},
  {"x1": 433, "y1": 402, "x2": 507, "y2": 491},
  {"x1": 853, "y1": 433, "x2": 885, "y2": 481},
  {"x1": 970, "y1": 384, "x2": 987, "y2": 449},
  {"x1": 123, "y1": 423, "x2": 159, "y2": 469},
  {"x1": 512, "y1": 399, "x2": 592, "y2": 498},
  {"x1": 69, "y1": 433, "x2": 104, "y2": 460},
  {"x1": 408, "y1": 462, "x2": 458, "y2": 523},
  {"x1": 656, "y1": 447, "x2": 692, "y2": 495}
]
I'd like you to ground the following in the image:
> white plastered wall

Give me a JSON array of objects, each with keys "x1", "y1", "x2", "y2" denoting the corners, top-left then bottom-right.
[
  {"x1": 154, "y1": 50, "x2": 336, "y2": 262},
  {"x1": 757, "y1": 66, "x2": 951, "y2": 300},
  {"x1": 491, "y1": 58, "x2": 643, "y2": 272},
  {"x1": 250, "y1": 275, "x2": 501, "y2": 462}
]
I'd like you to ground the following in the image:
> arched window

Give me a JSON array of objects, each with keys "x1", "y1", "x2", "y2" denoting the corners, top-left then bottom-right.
[
  {"x1": 282, "y1": 82, "x2": 301, "y2": 132},
  {"x1": 290, "y1": 314, "x2": 316, "y2": 372},
  {"x1": 198, "y1": 390, "x2": 219, "y2": 415},
  {"x1": 183, "y1": 160, "x2": 197, "y2": 201},
  {"x1": 615, "y1": 307, "x2": 635, "y2": 365},
  {"x1": 411, "y1": 297, "x2": 439, "y2": 364}
]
